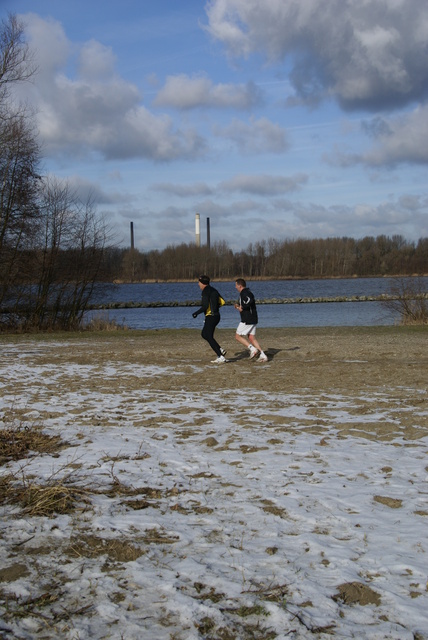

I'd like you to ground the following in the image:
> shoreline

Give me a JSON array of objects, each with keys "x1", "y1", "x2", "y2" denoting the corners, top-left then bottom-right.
[
  {"x1": 112, "y1": 273, "x2": 428, "y2": 284},
  {"x1": 86, "y1": 291, "x2": 428, "y2": 310}
]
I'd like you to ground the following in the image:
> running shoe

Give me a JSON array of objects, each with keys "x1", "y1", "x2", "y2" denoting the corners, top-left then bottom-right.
[
  {"x1": 258, "y1": 353, "x2": 268, "y2": 362},
  {"x1": 220, "y1": 348, "x2": 227, "y2": 356},
  {"x1": 249, "y1": 346, "x2": 259, "y2": 359},
  {"x1": 211, "y1": 355, "x2": 227, "y2": 364}
]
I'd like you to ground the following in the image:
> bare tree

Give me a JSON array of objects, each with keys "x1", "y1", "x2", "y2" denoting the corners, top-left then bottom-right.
[
  {"x1": 0, "y1": 109, "x2": 40, "y2": 309},
  {"x1": 0, "y1": 13, "x2": 39, "y2": 320},
  {"x1": 22, "y1": 178, "x2": 110, "y2": 330},
  {"x1": 0, "y1": 14, "x2": 35, "y2": 99}
]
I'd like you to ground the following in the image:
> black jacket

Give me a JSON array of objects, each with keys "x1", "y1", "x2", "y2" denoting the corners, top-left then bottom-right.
[
  {"x1": 194, "y1": 285, "x2": 224, "y2": 317},
  {"x1": 238, "y1": 287, "x2": 258, "y2": 324}
]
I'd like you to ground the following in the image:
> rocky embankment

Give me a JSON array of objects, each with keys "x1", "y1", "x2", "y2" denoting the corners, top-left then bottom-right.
[{"x1": 87, "y1": 292, "x2": 428, "y2": 310}]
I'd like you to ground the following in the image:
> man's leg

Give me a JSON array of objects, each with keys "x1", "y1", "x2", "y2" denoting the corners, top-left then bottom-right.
[
  {"x1": 202, "y1": 316, "x2": 221, "y2": 356},
  {"x1": 235, "y1": 332, "x2": 250, "y2": 348},
  {"x1": 249, "y1": 334, "x2": 267, "y2": 361},
  {"x1": 249, "y1": 334, "x2": 263, "y2": 352},
  {"x1": 236, "y1": 324, "x2": 259, "y2": 358}
]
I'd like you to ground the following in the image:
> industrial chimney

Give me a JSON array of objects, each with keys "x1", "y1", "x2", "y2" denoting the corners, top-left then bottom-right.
[
  {"x1": 195, "y1": 213, "x2": 201, "y2": 247},
  {"x1": 130, "y1": 221, "x2": 135, "y2": 281},
  {"x1": 130, "y1": 221, "x2": 134, "y2": 251}
]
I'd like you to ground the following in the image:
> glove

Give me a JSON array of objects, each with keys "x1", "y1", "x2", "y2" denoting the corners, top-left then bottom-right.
[{"x1": 192, "y1": 312, "x2": 198, "y2": 318}]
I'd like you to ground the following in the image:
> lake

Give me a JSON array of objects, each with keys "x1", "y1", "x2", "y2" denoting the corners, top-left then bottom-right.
[{"x1": 86, "y1": 276, "x2": 428, "y2": 330}]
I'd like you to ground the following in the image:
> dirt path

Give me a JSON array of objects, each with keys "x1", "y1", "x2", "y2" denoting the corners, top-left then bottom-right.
[
  {"x1": 29, "y1": 325, "x2": 427, "y2": 390},
  {"x1": 6, "y1": 325, "x2": 426, "y2": 440}
]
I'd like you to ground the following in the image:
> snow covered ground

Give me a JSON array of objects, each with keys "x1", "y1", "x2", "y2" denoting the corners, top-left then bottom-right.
[{"x1": 0, "y1": 340, "x2": 427, "y2": 639}]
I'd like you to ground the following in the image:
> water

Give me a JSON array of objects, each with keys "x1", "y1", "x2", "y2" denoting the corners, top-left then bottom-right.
[
  {"x1": 86, "y1": 277, "x2": 427, "y2": 330},
  {"x1": 91, "y1": 301, "x2": 395, "y2": 330},
  {"x1": 92, "y1": 277, "x2": 415, "y2": 305}
]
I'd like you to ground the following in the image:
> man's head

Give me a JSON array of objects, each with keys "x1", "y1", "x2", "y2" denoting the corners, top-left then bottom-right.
[
  {"x1": 198, "y1": 275, "x2": 210, "y2": 289},
  {"x1": 235, "y1": 278, "x2": 246, "y2": 292}
]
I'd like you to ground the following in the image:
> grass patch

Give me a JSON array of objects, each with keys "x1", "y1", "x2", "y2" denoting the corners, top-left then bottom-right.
[
  {"x1": 0, "y1": 584, "x2": 93, "y2": 627},
  {"x1": 0, "y1": 420, "x2": 85, "y2": 516},
  {"x1": 66, "y1": 535, "x2": 145, "y2": 562},
  {"x1": 0, "y1": 424, "x2": 65, "y2": 466},
  {"x1": 0, "y1": 471, "x2": 89, "y2": 516},
  {"x1": 83, "y1": 313, "x2": 129, "y2": 332}
]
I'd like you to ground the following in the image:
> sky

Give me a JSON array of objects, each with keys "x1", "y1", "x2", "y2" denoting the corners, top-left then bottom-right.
[
  {"x1": 1, "y1": 338, "x2": 427, "y2": 638},
  {"x1": 2, "y1": 0, "x2": 428, "y2": 251}
]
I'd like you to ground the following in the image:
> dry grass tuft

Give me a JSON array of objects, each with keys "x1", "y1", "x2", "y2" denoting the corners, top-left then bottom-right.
[
  {"x1": 17, "y1": 481, "x2": 86, "y2": 516},
  {"x1": 142, "y1": 527, "x2": 180, "y2": 545},
  {"x1": 0, "y1": 471, "x2": 89, "y2": 516},
  {"x1": 84, "y1": 313, "x2": 128, "y2": 331},
  {"x1": 0, "y1": 420, "x2": 84, "y2": 516},
  {"x1": 0, "y1": 423, "x2": 65, "y2": 466},
  {"x1": 66, "y1": 534, "x2": 145, "y2": 562}
]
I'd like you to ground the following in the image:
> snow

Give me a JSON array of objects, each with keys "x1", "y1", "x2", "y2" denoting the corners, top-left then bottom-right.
[{"x1": 0, "y1": 340, "x2": 428, "y2": 639}]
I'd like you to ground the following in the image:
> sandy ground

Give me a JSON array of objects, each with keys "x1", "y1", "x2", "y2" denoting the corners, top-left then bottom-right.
[{"x1": 22, "y1": 325, "x2": 428, "y2": 441}]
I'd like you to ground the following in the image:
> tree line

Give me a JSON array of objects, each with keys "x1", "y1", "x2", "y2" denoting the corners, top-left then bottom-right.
[{"x1": 107, "y1": 235, "x2": 428, "y2": 282}]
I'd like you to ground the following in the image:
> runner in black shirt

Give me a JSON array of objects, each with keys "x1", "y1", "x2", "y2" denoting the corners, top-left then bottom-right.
[
  {"x1": 234, "y1": 278, "x2": 268, "y2": 362},
  {"x1": 192, "y1": 275, "x2": 227, "y2": 364}
]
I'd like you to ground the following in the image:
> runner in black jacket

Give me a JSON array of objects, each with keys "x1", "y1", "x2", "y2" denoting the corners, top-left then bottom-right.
[
  {"x1": 192, "y1": 275, "x2": 227, "y2": 363},
  {"x1": 234, "y1": 278, "x2": 268, "y2": 362}
]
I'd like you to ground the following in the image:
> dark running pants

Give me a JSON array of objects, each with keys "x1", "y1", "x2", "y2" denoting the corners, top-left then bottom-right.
[{"x1": 201, "y1": 315, "x2": 221, "y2": 356}]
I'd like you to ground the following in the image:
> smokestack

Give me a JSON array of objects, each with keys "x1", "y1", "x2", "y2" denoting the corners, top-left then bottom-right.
[
  {"x1": 195, "y1": 213, "x2": 200, "y2": 247},
  {"x1": 130, "y1": 221, "x2": 134, "y2": 250},
  {"x1": 207, "y1": 217, "x2": 210, "y2": 250}
]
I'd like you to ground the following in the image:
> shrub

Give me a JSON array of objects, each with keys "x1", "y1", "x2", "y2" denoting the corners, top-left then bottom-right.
[{"x1": 383, "y1": 277, "x2": 428, "y2": 325}]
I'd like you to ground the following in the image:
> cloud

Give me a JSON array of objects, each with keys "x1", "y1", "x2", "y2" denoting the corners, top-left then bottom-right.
[
  {"x1": 154, "y1": 74, "x2": 262, "y2": 109},
  {"x1": 220, "y1": 173, "x2": 308, "y2": 195},
  {"x1": 63, "y1": 175, "x2": 135, "y2": 205},
  {"x1": 327, "y1": 104, "x2": 428, "y2": 167},
  {"x1": 78, "y1": 40, "x2": 117, "y2": 81},
  {"x1": 252, "y1": 198, "x2": 428, "y2": 242},
  {"x1": 398, "y1": 194, "x2": 426, "y2": 211},
  {"x1": 194, "y1": 198, "x2": 262, "y2": 219},
  {"x1": 361, "y1": 105, "x2": 428, "y2": 166},
  {"x1": 18, "y1": 14, "x2": 206, "y2": 161},
  {"x1": 20, "y1": 13, "x2": 70, "y2": 82},
  {"x1": 205, "y1": 0, "x2": 428, "y2": 111},
  {"x1": 286, "y1": 198, "x2": 428, "y2": 239},
  {"x1": 150, "y1": 182, "x2": 213, "y2": 197},
  {"x1": 178, "y1": 196, "x2": 428, "y2": 247},
  {"x1": 149, "y1": 173, "x2": 306, "y2": 198},
  {"x1": 214, "y1": 116, "x2": 289, "y2": 153}
]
